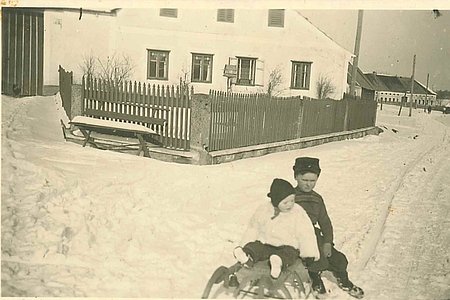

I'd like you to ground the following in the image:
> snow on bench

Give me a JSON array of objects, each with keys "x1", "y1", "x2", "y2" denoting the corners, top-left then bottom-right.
[
  {"x1": 71, "y1": 116, "x2": 157, "y2": 135},
  {"x1": 69, "y1": 115, "x2": 162, "y2": 157}
]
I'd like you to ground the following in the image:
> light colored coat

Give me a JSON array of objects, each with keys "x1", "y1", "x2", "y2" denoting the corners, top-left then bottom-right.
[{"x1": 240, "y1": 201, "x2": 320, "y2": 260}]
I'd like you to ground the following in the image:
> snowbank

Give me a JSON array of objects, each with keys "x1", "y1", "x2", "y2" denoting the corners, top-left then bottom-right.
[{"x1": 2, "y1": 94, "x2": 449, "y2": 299}]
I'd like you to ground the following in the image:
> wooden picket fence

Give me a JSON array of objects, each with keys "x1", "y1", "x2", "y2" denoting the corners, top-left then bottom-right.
[
  {"x1": 208, "y1": 91, "x2": 302, "y2": 151},
  {"x1": 82, "y1": 77, "x2": 192, "y2": 150},
  {"x1": 346, "y1": 98, "x2": 378, "y2": 131},
  {"x1": 299, "y1": 98, "x2": 346, "y2": 138},
  {"x1": 208, "y1": 91, "x2": 377, "y2": 151}
]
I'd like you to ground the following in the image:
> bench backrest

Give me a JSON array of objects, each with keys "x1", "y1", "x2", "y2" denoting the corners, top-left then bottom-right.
[{"x1": 84, "y1": 108, "x2": 166, "y2": 126}]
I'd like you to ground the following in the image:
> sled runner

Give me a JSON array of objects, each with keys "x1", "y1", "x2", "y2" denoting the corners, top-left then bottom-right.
[{"x1": 202, "y1": 258, "x2": 313, "y2": 299}]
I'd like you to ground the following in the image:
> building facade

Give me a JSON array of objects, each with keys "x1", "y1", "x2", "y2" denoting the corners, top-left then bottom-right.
[{"x1": 40, "y1": 8, "x2": 353, "y2": 99}]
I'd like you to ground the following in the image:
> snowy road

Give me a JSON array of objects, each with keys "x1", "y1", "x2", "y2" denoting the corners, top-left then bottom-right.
[
  {"x1": 2, "y1": 95, "x2": 449, "y2": 299},
  {"x1": 356, "y1": 114, "x2": 450, "y2": 299}
]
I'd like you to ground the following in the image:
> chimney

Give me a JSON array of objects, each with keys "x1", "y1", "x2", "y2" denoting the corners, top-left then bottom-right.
[{"x1": 372, "y1": 71, "x2": 377, "y2": 75}]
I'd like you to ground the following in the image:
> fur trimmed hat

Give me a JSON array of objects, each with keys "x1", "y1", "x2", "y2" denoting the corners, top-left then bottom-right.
[
  {"x1": 293, "y1": 157, "x2": 321, "y2": 176},
  {"x1": 267, "y1": 178, "x2": 295, "y2": 208}
]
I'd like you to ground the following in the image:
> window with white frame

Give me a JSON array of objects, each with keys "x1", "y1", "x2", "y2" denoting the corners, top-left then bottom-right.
[
  {"x1": 160, "y1": 8, "x2": 178, "y2": 18},
  {"x1": 268, "y1": 9, "x2": 285, "y2": 27},
  {"x1": 147, "y1": 50, "x2": 169, "y2": 80},
  {"x1": 237, "y1": 57, "x2": 257, "y2": 86},
  {"x1": 191, "y1": 53, "x2": 213, "y2": 83},
  {"x1": 217, "y1": 9, "x2": 234, "y2": 23},
  {"x1": 291, "y1": 61, "x2": 312, "y2": 89}
]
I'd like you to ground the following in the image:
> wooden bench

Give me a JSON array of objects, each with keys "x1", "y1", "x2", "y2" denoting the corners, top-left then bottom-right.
[{"x1": 69, "y1": 108, "x2": 166, "y2": 157}]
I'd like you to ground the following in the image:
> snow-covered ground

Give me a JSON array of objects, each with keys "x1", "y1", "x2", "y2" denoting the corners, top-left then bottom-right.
[{"x1": 2, "y1": 94, "x2": 449, "y2": 299}]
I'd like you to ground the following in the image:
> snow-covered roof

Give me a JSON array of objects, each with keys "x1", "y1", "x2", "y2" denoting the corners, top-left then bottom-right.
[{"x1": 364, "y1": 73, "x2": 436, "y2": 95}]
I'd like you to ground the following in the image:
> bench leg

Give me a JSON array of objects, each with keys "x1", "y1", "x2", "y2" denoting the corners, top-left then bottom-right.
[
  {"x1": 79, "y1": 128, "x2": 97, "y2": 148},
  {"x1": 136, "y1": 134, "x2": 150, "y2": 157},
  {"x1": 60, "y1": 119, "x2": 67, "y2": 140}
]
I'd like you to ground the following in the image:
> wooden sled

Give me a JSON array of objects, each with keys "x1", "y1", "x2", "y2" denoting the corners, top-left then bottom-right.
[{"x1": 202, "y1": 259, "x2": 313, "y2": 299}]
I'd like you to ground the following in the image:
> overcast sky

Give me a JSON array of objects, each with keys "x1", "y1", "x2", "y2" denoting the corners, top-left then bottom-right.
[{"x1": 300, "y1": 10, "x2": 450, "y2": 91}]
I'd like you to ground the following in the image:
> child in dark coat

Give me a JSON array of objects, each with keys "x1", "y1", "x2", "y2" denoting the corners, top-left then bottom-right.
[{"x1": 293, "y1": 157, "x2": 364, "y2": 298}]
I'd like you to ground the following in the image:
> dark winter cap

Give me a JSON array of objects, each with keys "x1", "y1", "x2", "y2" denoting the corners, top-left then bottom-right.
[
  {"x1": 293, "y1": 157, "x2": 321, "y2": 176},
  {"x1": 267, "y1": 178, "x2": 296, "y2": 208}
]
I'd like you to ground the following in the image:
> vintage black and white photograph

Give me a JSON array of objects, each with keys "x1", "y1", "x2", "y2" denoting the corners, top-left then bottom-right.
[{"x1": 1, "y1": 0, "x2": 450, "y2": 299}]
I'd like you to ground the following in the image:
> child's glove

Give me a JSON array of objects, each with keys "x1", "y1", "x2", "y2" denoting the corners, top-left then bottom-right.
[{"x1": 323, "y1": 243, "x2": 332, "y2": 257}]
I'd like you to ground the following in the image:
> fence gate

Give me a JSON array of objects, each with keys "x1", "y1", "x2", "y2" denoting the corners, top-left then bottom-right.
[
  {"x1": 58, "y1": 65, "x2": 73, "y2": 119},
  {"x1": 2, "y1": 7, "x2": 44, "y2": 96}
]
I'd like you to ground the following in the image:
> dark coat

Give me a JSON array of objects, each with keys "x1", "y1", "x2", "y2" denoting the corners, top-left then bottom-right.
[{"x1": 294, "y1": 187, "x2": 334, "y2": 245}]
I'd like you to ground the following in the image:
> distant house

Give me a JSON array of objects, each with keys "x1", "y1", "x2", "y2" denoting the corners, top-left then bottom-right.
[
  {"x1": 2, "y1": 7, "x2": 354, "y2": 99},
  {"x1": 363, "y1": 72, "x2": 436, "y2": 106},
  {"x1": 346, "y1": 63, "x2": 376, "y2": 100}
]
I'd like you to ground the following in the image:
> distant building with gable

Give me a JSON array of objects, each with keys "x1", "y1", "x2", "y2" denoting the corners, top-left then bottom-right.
[
  {"x1": 346, "y1": 63, "x2": 376, "y2": 101},
  {"x1": 363, "y1": 72, "x2": 436, "y2": 106}
]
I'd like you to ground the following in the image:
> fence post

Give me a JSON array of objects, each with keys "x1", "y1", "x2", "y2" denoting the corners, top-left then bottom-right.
[
  {"x1": 71, "y1": 84, "x2": 83, "y2": 119},
  {"x1": 190, "y1": 93, "x2": 212, "y2": 165},
  {"x1": 297, "y1": 96, "x2": 304, "y2": 138},
  {"x1": 343, "y1": 96, "x2": 350, "y2": 131}
]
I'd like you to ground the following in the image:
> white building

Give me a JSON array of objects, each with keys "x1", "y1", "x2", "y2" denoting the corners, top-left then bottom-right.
[
  {"x1": 43, "y1": 8, "x2": 353, "y2": 98},
  {"x1": 363, "y1": 72, "x2": 437, "y2": 105}
]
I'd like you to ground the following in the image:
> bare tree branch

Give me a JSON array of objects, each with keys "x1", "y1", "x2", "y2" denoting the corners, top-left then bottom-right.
[
  {"x1": 316, "y1": 75, "x2": 336, "y2": 99},
  {"x1": 267, "y1": 66, "x2": 283, "y2": 96},
  {"x1": 79, "y1": 52, "x2": 135, "y2": 85}
]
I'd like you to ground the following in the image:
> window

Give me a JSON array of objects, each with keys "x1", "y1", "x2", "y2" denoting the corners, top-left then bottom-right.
[
  {"x1": 160, "y1": 8, "x2": 178, "y2": 18},
  {"x1": 268, "y1": 9, "x2": 285, "y2": 27},
  {"x1": 291, "y1": 61, "x2": 312, "y2": 89},
  {"x1": 191, "y1": 53, "x2": 213, "y2": 83},
  {"x1": 147, "y1": 50, "x2": 169, "y2": 80},
  {"x1": 217, "y1": 9, "x2": 234, "y2": 23},
  {"x1": 237, "y1": 57, "x2": 257, "y2": 86}
]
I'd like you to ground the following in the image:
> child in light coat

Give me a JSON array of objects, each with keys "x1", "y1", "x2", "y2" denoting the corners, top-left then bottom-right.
[{"x1": 233, "y1": 178, "x2": 320, "y2": 279}]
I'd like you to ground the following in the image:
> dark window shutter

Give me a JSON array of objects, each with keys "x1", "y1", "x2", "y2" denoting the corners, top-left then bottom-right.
[
  {"x1": 217, "y1": 9, "x2": 234, "y2": 23},
  {"x1": 160, "y1": 8, "x2": 178, "y2": 18},
  {"x1": 268, "y1": 9, "x2": 284, "y2": 27}
]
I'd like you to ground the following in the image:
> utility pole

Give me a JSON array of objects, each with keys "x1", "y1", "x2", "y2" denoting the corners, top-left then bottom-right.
[
  {"x1": 345, "y1": 10, "x2": 364, "y2": 131},
  {"x1": 409, "y1": 54, "x2": 416, "y2": 117},
  {"x1": 425, "y1": 73, "x2": 429, "y2": 106},
  {"x1": 349, "y1": 10, "x2": 364, "y2": 98}
]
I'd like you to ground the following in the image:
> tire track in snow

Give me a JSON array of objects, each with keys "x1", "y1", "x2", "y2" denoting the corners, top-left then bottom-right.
[
  {"x1": 356, "y1": 124, "x2": 449, "y2": 271},
  {"x1": 399, "y1": 158, "x2": 450, "y2": 299},
  {"x1": 354, "y1": 117, "x2": 450, "y2": 299},
  {"x1": 359, "y1": 140, "x2": 450, "y2": 299}
]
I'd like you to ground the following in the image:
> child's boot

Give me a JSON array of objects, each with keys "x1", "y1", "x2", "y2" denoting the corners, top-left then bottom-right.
[
  {"x1": 308, "y1": 271, "x2": 326, "y2": 294},
  {"x1": 333, "y1": 271, "x2": 364, "y2": 298},
  {"x1": 269, "y1": 255, "x2": 282, "y2": 279}
]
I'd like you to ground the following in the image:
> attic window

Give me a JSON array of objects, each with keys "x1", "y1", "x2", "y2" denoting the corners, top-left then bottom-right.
[
  {"x1": 160, "y1": 8, "x2": 178, "y2": 18},
  {"x1": 268, "y1": 9, "x2": 284, "y2": 27},
  {"x1": 217, "y1": 9, "x2": 234, "y2": 23}
]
